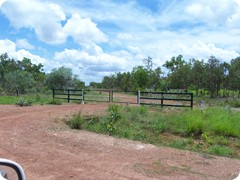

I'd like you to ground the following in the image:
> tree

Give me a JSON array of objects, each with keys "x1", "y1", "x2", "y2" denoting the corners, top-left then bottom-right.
[
  {"x1": 89, "y1": 82, "x2": 102, "y2": 88},
  {"x1": 164, "y1": 55, "x2": 190, "y2": 90},
  {"x1": 113, "y1": 72, "x2": 132, "y2": 91},
  {"x1": 71, "y1": 75, "x2": 85, "y2": 89},
  {"x1": 163, "y1": 55, "x2": 185, "y2": 73},
  {"x1": 0, "y1": 53, "x2": 18, "y2": 92},
  {"x1": 101, "y1": 75, "x2": 115, "y2": 89},
  {"x1": 4, "y1": 70, "x2": 36, "y2": 93},
  {"x1": 46, "y1": 66, "x2": 76, "y2": 89},
  {"x1": 147, "y1": 67, "x2": 162, "y2": 90},
  {"x1": 143, "y1": 56, "x2": 153, "y2": 72},
  {"x1": 220, "y1": 62, "x2": 231, "y2": 97},
  {"x1": 229, "y1": 57, "x2": 240, "y2": 97},
  {"x1": 132, "y1": 66, "x2": 148, "y2": 90},
  {"x1": 205, "y1": 56, "x2": 223, "y2": 98},
  {"x1": 190, "y1": 59, "x2": 206, "y2": 96}
]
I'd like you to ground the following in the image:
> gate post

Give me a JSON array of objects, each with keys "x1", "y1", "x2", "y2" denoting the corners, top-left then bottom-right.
[
  {"x1": 111, "y1": 90, "x2": 113, "y2": 102},
  {"x1": 109, "y1": 90, "x2": 111, "y2": 103},
  {"x1": 137, "y1": 90, "x2": 140, "y2": 106},
  {"x1": 190, "y1": 93, "x2": 193, "y2": 109},
  {"x1": 67, "y1": 89, "x2": 70, "y2": 103},
  {"x1": 82, "y1": 89, "x2": 84, "y2": 104},
  {"x1": 161, "y1": 92, "x2": 163, "y2": 108}
]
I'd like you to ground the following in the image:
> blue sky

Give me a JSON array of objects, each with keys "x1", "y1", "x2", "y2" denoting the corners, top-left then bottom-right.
[{"x1": 0, "y1": 0, "x2": 240, "y2": 84}]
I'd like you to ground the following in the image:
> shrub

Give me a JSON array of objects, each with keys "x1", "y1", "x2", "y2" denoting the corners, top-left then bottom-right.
[
  {"x1": 48, "y1": 99, "x2": 62, "y2": 105},
  {"x1": 16, "y1": 98, "x2": 32, "y2": 106},
  {"x1": 67, "y1": 113, "x2": 84, "y2": 130},
  {"x1": 101, "y1": 104, "x2": 122, "y2": 135}
]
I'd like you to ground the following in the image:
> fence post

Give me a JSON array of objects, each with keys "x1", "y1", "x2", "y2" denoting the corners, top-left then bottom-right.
[
  {"x1": 137, "y1": 90, "x2": 140, "y2": 106},
  {"x1": 52, "y1": 89, "x2": 55, "y2": 99},
  {"x1": 67, "y1": 89, "x2": 70, "y2": 103},
  {"x1": 161, "y1": 92, "x2": 163, "y2": 108},
  {"x1": 111, "y1": 90, "x2": 113, "y2": 102},
  {"x1": 190, "y1": 93, "x2": 193, "y2": 109},
  {"x1": 82, "y1": 89, "x2": 84, "y2": 104},
  {"x1": 109, "y1": 90, "x2": 111, "y2": 103}
]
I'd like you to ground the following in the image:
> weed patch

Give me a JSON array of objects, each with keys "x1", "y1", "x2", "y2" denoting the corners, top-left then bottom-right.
[{"x1": 65, "y1": 105, "x2": 240, "y2": 159}]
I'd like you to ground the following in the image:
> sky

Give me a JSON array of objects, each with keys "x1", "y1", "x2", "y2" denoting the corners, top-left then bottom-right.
[{"x1": 0, "y1": 0, "x2": 240, "y2": 84}]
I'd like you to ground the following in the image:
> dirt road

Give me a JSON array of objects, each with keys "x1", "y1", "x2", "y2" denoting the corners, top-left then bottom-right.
[{"x1": 0, "y1": 104, "x2": 239, "y2": 179}]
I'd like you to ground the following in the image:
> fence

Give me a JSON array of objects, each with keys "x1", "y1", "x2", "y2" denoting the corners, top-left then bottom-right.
[
  {"x1": 52, "y1": 89, "x2": 111, "y2": 103},
  {"x1": 52, "y1": 89, "x2": 193, "y2": 109},
  {"x1": 140, "y1": 92, "x2": 193, "y2": 109}
]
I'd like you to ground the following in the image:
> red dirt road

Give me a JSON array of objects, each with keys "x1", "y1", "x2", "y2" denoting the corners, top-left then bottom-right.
[{"x1": 0, "y1": 104, "x2": 239, "y2": 180}]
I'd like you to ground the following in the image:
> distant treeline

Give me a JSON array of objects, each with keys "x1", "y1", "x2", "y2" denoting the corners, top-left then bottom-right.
[
  {"x1": 90, "y1": 55, "x2": 240, "y2": 98},
  {"x1": 0, "y1": 53, "x2": 84, "y2": 94},
  {"x1": 1, "y1": 53, "x2": 240, "y2": 98}
]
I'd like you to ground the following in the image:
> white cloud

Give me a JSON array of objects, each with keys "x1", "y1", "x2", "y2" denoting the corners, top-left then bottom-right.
[
  {"x1": 0, "y1": 39, "x2": 48, "y2": 66},
  {"x1": 16, "y1": 39, "x2": 35, "y2": 50},
  {"x1": 117, "y1": 33, "x2": 140, "y2": 41},
  {"x1": 54, "y1": 48, "x2": 126, "y2": 71},
  {"x1": 0, "y1": 0, "x2": 6, "y2": 8},
  {"x1": 185, "y1": 0, "x2": 239, "y2": 27},
  {"x1": 175, "y1": 41, "x2": 239, "y2": 62},
  {"x1": 1, "y1": 0, "x2": 107, "y2": 46},
  {"x1": 53, "y1": 47, "x2": 129, "y2": 83},
  {"x1": 63, "y1": 13, "x2": 107, "y2": 45},
  {"x1": 0, "y1": 39, "x2": 16, "y2": 54},
  {"x1": 2, "y1": 0, "x2": 67, "y2": 44}
]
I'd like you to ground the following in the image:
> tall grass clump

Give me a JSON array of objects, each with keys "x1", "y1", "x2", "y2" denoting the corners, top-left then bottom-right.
[
  {"x1": 203, "y1": 107, "x2": 240, "y2": 137},
  {"x1": 67, "y1": 113, "x2": 84, "y2": 129}
]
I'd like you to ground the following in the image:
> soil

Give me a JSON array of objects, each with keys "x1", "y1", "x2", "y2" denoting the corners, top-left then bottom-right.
[{"x1": 0, "y1": 104, "x2": 239, "y2": 180}]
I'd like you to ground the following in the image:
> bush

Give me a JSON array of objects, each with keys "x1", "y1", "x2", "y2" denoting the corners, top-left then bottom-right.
[
  {"x1": 67, "y1": 114, "x2": 84, "y2": 130},
  {"x1": 16, "y1": 98, "x2": 32, "y2": 106},
  {"x1": 48, "y1": 99, "x2": 62, "y2": 105},
  {"x1": 100, "y1": 104, "x2": 122, "y2": 135}
]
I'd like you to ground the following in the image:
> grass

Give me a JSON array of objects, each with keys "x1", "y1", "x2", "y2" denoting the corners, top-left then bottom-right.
[
  {"x1": 0, "y1": 96, "x2": 19, "y2": 104},
  {"x1": 0, "y1": 94, "x2": 61, "y2": 105},
  {"x1": 66, "y1": 104, "x2": 240, "y2": 159}
]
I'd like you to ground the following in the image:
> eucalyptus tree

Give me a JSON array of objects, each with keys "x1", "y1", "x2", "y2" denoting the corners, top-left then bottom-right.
[
  {"x1": 4, "y1": 70, "x2": 36, "y2": 93},
  {"x1": 101, "y1": 75, "x2": 115, "y2": 89},
  {"x1": 46, "y1": 66, "x2": 84, "y2": 89},
  {"x1": 164, "y1": 55, "x2": 190, "y2": 90},
  {"x1": 205, "y1": 56, "x2": 223, "y2": 98},
  {"x1": 189, "y1": 59, "x2": 206, "y2": 96},
  {"x1": 131, "y1": 66, "x2": 149, "y2": 91},
  {"x1": 229, "y1": 57, "x2": 240, "y2": 97}
]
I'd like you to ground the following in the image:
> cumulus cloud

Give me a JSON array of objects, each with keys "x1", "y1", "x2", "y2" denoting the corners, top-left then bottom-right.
[
  {"x1": 1, "y1": 0, "x2": 66, "y2": 44},
  {"x1": 0, "y1": 39, "x2": 16, "y2": 54},
  {"x1": 54, "y1": 47, "x2": 127, "y2": 72},
  {"x1": 0, "y1": 39, "x2": 49, "y2": 66},
  {"x1": 53, "y1": 47, "x2": 130, "y2": 83},
  {"x1": 185, "y1": 0, "x2": 239, "y2": 27},
  {"x1": 16, "y1": 39, "x2": 35, "y2": 50},
  {"x1": 175, "y1": 41, "x2": 239, "y2": 62},
  {"x1": 1, "y1": 0, "x2": 107, "y2": 45},
  {"x1": 63, "y1": 13, "x2": 107, "y2": 45}
]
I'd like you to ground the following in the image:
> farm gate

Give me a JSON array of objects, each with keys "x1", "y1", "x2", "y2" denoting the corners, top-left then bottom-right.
[{"x1": 52, "y1": 89, "x2": 193, "y2": 109}]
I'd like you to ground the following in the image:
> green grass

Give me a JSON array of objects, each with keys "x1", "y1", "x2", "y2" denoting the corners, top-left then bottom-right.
[
  {"x1": 0, "y1": 94, "x2": 58, "y2": 105},
  {"x1": 66, "y1": 104, "x2": 240, "y2": 159},
  {"x1": 0, "y1": 96, "x2": 19, "y2": 104}
]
